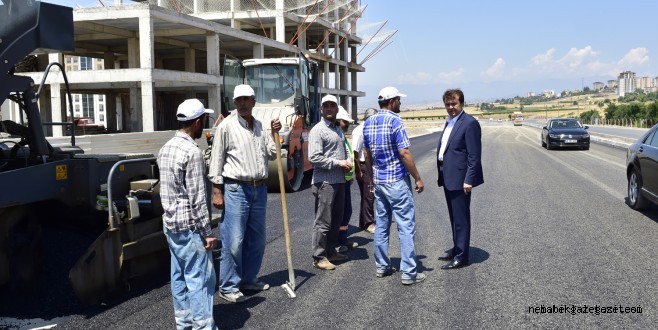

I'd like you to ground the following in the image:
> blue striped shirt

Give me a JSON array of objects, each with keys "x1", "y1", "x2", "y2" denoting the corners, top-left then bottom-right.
[{"x1": 363, "y1": 109, "x2": 411, "y2": 184}]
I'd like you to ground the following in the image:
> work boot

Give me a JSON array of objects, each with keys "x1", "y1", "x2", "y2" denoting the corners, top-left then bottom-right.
[{"x1": 313, "y1": 259, "x2": 336, "y2": 270}]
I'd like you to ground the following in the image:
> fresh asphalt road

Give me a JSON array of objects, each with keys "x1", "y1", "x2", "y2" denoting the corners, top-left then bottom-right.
[{"x1": 13, "y1": 123, "x2": 658, "y2": 329}]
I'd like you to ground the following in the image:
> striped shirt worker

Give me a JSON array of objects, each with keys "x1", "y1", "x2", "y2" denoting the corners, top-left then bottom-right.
[
  {"x1": 207, "y1": 113, "x2": 277, "y2": 185},
  {"x1": 158, "y1": 131, "x2": 212, "y2": 238}
]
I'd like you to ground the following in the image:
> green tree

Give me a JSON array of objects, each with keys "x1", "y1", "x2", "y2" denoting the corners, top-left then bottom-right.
[
  {"x1": 579, "y1": 109, "x2": 600, "y2": 122},
  {"x1": 605, "y1": 103, "x2": 618, "y2": 119}
]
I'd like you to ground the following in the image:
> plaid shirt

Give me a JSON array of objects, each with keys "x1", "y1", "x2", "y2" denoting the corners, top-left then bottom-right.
[
  {"x1": 363, "y1": 109, "x2": 411, "y2": 184},
  {"x1": 157, "y1": 131, "x2": 212, "y2": 237}
]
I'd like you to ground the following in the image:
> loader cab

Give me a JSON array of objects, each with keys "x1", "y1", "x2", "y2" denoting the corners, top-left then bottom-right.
[{"x1": 222, "y1": 54, "x2": 319, "y2": 128}]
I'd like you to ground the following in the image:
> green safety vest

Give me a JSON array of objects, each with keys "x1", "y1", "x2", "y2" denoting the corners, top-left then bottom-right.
[{"x1": 344, "y1": 138, "x2": 354, "y2": 181}]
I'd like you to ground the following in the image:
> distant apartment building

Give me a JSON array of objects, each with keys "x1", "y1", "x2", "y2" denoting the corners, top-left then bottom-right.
[
  {"x1": 64, "y1": 56, "x2": 108, "y2": 129},
  {"x1": 607, "y1": 80, "x2": 618, "y2": 89},
  {"x1": 543, "y1": 90, "x2": 555, "y2": 98},
  {"x1": 592, "y1": 82, "x2": 604, "y2": 91},
  {"x1": 618, "y1": 71, "x2": 636, "y2": 97},
  {"x1": 636, "y1": 76, "x2": 654, "y2": 91},
  {"x1": 527, "y1": 92, "x2": 535, "y2": 97}
]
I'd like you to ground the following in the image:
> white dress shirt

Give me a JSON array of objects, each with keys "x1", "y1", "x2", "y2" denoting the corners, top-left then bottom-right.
[{"x1": 438, "y1": 110, "x2": 463, "y2": 161}]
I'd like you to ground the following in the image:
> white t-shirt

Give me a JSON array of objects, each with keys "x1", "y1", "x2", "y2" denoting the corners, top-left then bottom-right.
[{"x1": 351, "y1": 123, "x2": 366, "y2": 162}]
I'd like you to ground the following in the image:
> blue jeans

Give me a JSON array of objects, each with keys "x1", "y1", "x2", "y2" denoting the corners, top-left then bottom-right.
[
  {"x1": 220, "y1": 182, "x2": 267, "y2": 293},
  {"x1": 373, "y1": 176, "x2": 418, "y2": 279},
  {"x1": 164, "y1": 227, "x2": 216, "y2": 330}
]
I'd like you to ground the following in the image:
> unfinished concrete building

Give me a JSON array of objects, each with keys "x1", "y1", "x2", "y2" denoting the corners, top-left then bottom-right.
[{"x1": 6, "y1": 0, "x2": 365, "y2": 135}]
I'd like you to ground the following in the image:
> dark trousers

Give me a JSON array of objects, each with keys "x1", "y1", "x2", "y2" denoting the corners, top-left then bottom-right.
[
  {"x1": 357, "y1": 162, "x2": 375, "y2": 229},
  {"x1": 312, "y1": 182, "x2": 345, "y2": 261},
  {"x1": 443, "y1": 187, "x2": 471, "y2": 263},
  {"x1": 338, "y1": 180, "x2": 353, "y2": 245}
]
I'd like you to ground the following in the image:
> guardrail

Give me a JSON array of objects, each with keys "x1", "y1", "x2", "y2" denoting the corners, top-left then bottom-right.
[{"x1": 401, "y1": 115, "x2": 447, "y2": 121}]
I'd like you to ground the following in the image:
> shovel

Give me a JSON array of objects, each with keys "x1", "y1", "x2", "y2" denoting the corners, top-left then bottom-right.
[{"x1": 273, "y1": 131, "x2": 297, "y2": 298}]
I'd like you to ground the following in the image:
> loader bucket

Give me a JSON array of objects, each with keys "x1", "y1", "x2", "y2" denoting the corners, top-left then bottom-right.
[{"x1": 69, "y1": 228, "x2": 123, "y2": 306}]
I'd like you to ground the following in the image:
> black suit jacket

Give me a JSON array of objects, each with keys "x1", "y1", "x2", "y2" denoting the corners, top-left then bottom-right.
[{"x1": 437, "y1": 111, "x2": 484, "y2": 190}]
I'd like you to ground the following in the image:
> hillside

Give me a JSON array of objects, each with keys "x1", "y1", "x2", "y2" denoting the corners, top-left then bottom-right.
[{"x1": 398, "y1": 91, "x2": 618, "y2": 121}]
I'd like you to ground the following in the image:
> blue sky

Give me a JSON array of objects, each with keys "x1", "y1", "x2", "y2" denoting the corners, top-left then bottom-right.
[
  {"x1": 357, "y1": 0, "x2": 658, "y2": 104},
  {"x1": 41, "y1": 0, "x2": 658, "y2": 105}
]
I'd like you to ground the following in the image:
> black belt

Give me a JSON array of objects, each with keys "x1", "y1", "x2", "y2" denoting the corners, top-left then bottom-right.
[{"x1": 224, "y1": 177, "x2": 265, "y2": 186}]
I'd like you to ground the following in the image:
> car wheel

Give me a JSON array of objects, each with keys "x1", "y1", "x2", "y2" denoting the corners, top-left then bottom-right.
[
  {"x1": 582, "y1": 145, "x2": 589, "y2": 150},
  {"x1": 541, "y1": 139, "x2": 546, "y2": 148},
  {"x1": 546, "y1": 142, "x2": 552, "y2": 150},
  {"x1": 628, "y1": 168, "x2": 649, "y2": 210}
]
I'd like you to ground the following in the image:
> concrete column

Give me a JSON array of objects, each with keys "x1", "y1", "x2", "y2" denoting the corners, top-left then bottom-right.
[
  {"x1": 230, "y1": 0, "x2": 239, "y2": 28},
  {"x1": 207, "y1": 34, "x2": 221, "y2": 116},
  {"x1": 275, "y1": 0, "x2": 285, "y2": 42},
  {"x1": 139, "y1": 16, "x2": 154, "y2": 70},
  {"x1": 323, "y1": 31, "x2": 330, "y2": 56},
  {"x1": 48, "y1": 53, "x2": 63, "y2": 137},
  {"x1": 115, "y1": 94, "x2": 123, "y2": 131},
  {"x1": 103, "y1": 52, "x2": 115, "y2": 69},
  {"x1": 139, "y1": 15, "x2": 155, "y2": 132},
  {"x1": 322, "y1": 62, "x2": 331, "y2": 88},
  {"x1": 140, "y1": 82, "x2": 155, "y2": 132},
  {"x1": 106, "y1": 92, "x2": 117, "y2": 132},
  {"x1": 253, "y1": 43, "x2": 264, "y2": 59},
  {"x1": 334, "y1": 33, "x2": 340, "y2": 90},
  {"x1": 185, "y1": 48, "x2": 196, "y2": 72},
  {"x1": 341, "y1": 36, "x2": 348, "y2": 90},
  {"x1": 129, "y1": 86, "x2": 139, "y2": 132},
  {"x1": 323, "y1": 30, "x2": 330, "y2": 88},
  {"x1": 323, "y1": 61, "x2": 330, "y2": 89},
  {"x1": 298, "y1": 30, "x2": 307, "y2": 50},
  {"x1": 127, "y1": 38, "x2": 139, "y2": 68},
  {"x1": 351, "y1": 71, "x2": 357, "y2": 121}
]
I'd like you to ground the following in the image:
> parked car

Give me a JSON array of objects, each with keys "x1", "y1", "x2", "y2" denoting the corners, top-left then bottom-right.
[
  {"x1": 541, "y1": 118, "x2": 590, "y2": 150},
  {"x1": 65, "y1": 117, "x2": 107, "y2": 135},
  {"x1": 626, "y1": 123, "x2": 658, "y2": 210}
]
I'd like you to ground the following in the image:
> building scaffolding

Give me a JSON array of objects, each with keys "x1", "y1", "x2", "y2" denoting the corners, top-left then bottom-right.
[{"x1": 3, "y1": 0, "x2": 367, "y2": 135}]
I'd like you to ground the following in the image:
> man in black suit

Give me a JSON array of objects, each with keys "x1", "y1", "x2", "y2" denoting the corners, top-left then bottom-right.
[{"x1": 436, "y1": 89, "x2": 484, "y2": 269}]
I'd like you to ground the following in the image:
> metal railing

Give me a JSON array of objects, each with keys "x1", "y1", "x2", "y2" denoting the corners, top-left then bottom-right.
[{"x1": 584, "y1": 118, "x2": 656, "y2": 129}]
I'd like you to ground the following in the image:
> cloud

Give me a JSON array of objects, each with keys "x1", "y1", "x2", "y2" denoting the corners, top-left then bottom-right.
[
  {"x1": 397, "y1": 71, "x2": 434, "y2": 85},
  {"x1": 556, "y1": 46, "x2": 599, "y2": 70},
  {"x1": 435, "y1": 68, "x2": 464, "y2": 84},
  {"x1": 396, "y1": 68, "x2": 464, "y2": 85},
  {"x1": 481, "y1": 58, "x2": 506, "y2": 80},
  {"x1": 617, "y1": 47, "x2": 649, "y2": 67},
  {"x1": 531, "y1": 48, "x2": 556, "y2": 66},
  {"x1": 524, "y1": 46, "x2": 600, "y2": 75}
]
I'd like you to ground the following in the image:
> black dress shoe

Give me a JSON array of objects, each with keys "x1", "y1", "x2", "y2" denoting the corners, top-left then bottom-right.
[
  {"x1": 438, "y1": 252, "x2": 453, "y2": 261},
  {"x1": 441, "y1": 260, "x2": 468, "y2": 270}
]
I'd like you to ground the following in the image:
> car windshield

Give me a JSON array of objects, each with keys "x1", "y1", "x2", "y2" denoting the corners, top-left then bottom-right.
[{"x1": 551, "y1": 120, "x2": 581, "y2": 129}]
